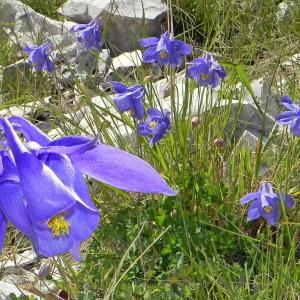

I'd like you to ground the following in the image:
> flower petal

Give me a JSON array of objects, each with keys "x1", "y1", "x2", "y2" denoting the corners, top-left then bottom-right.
[
  {"x1": 69, "y1": 242, "x2": 81, "y2": 261},
  {"x1": 172, "y1": 40, "x2": 193, "y2": 55},
  {"x1": 111, "y1": 81, "x2": 128, "y2": 93},
  {"x1": 44, "y1": 153, "x2": 98, "y2": 211},
  {"x1": 0, "y1": 151, "x2": 19, "y2": 184},
  {"x1": 142, "y1": 46, "x2": 156, "y2": 63},
  {"x1": 114, "y1": 93, "x2": 134, "y2": 112},
  {"x1": 70, "y1": 24, "x2": 88, "y2": 33},
  {"x1": 33, "y1": 203, "x2": 100, "y2": 259},
  {"x1": 247, "y1": 201, "x2": 261, "y2": 221},
  {"x1": 39, "y1": 136, "x2": 99, "y2": 155},
  {"x1": 23, "y1": 45, "x2": 38, "y2": 52},
  {"x1": 67, "y1": 202, "x2": 100, "y2": 241},
  {"x1": 148, "y1": 108, "x2": 163, "y2": 118},
  {"x1": 134, "y1": 99, "x2": 144, "y2": 120},
  {"x1": 18, "y1": 152, "x2": 77, "y2": 221},
  {"x1": 240, "y1": 192, "x2": 259, "y2": 204},
  {"x1": 139, "y1": 37, "x2": 159, "y2": 47},
  {"x1": 186, "y1": 63, "x2": 208, "y2": 79},
  {"x1": 262, "y1": 210, "x2": 279, "y2": 225},
  {"x1": 33, "y1": 222, "x2": 74, "y2": 258},
  {"x1": 280, "y1": 193, "x2": 295, "y2": 209},
  {"x1": 290, "y1": 117, "x2": 300, "y2": 136},
  {"x1": 276, "y1": 111, "x2": 298, "y2": 124},
  {"x1": 70, "y1": 144, "x2": 177, "y2": 195},
  {"x1": 0, "y1": 181, "x2": 34, "y2": 239},
  {"x1": 0, "y1": 210, "x2": 7, "y2": 252},
  {"x1": 9, "y1": 116, "x2": 51, "y2": 146},
  {"x1": 281, "y1": 96, "x2": 300, "y2": 111}
]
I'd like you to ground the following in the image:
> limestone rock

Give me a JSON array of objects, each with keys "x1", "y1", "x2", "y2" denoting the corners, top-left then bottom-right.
[
  {"x1": 105, "y1": 50, "x2": 142, "y2": 81},
  {"x1": 241, "y1": 77, "x2": 281, "y2": 118},
  {"x1": 58, "y1": 0, "x2": 167, "y2": 54},
  {"x1": 1, "y1": 0, "x2": 75, "y2": 47}
]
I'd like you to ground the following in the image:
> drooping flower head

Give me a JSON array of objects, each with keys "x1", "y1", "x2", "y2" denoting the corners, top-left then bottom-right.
[
  {"x1": 70, "y1": 19, "x2": 102, "y2": 51},
  {"x1": 240, "y1": 182, "x2": 294, "y2": 225},
  {"x1": 275, "y1": 95, "x2": 300, "y2": 136},
  {"x1": 0, "y1": 116, "x2": 177, "y2": 259},
  {"x1": 111, "y1": 81, "x2": 145, "y2": 120},
  {"x1": 139, "y1": 31, "x2": 192, "y2": 68},
  {"x1": 23, "y1": 42, "x2": 55, "y2": 73},
  {"x1": 138, "y1": 108, "x2": 171, "y2": 146},
  {"x1": 186, "y1": 53, "x2": 226, "y2": 88}
]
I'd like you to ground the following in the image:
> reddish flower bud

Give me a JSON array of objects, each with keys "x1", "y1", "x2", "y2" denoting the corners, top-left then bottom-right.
[
  {"x1": 191, "y1": 116, "x2": 200, "y2": 127},
  {"x1": 214, "y1": 138, "x2": 225, "y2": 148}
]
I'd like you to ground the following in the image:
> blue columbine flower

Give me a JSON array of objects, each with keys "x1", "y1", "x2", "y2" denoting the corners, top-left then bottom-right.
[
  {"x1": 276, "y1": 95, "x2": 300, "y2": 136},
  {"x1": 240, "y1": 182, "x2": 294, "y2": 226},
  {"x1": 23, "y1": 42, "x2": 55, "y2": 73},
  {"x1": 186, "y1": 53, "x2": 226, "y2": 88},
  {"x1": 70, "y1": 19, "x2": 102, "y2": 51},
  {"x1": 139, "y1": 31, "x2": 192, "y2": 68},
  {"x1": 138, "y1": 108, "x2": 171, "y2": 146},
  {"x1": 0, "y1": 116, "x2": 177, "y2": 259},
  {"x1": 111, "y1": 81, "x2": 145, "y2": 120}
]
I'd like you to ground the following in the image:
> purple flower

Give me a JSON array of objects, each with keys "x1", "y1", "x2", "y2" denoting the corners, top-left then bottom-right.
[
  {"x1": 23, "y1": 42, "x2": 55, "y2": 73},
  {"x1": 186, "y1": 53, "x2": 226, "y2": 88},
  {"x1": 138, "y1": 108, "x2": 171, "y2": 146},
  {"x1": 0, "y1": 116, "x2": 177, "y2": 259},
  {"x1": 275, "y1": 95, "x2": 300, "y2": 136},
  {"x1": 240, "y1": 182, "x2": 294, "y2": 226},
  {"x1": 70, "y1": 19, "x2": 102, "y2": 51},
  {"x1": 111, "y1": 81, "x2": 145, "y2": 120},
  {"x1": 139, "y1": 31, "x2": 192, "y2": 68}
]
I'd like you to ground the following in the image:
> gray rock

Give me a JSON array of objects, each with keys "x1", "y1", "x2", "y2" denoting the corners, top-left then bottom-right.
[
  {"x1": 1, "y1": 0, "x2": 75, "y2": 48},
  {"x1": 0, "y1": 281, "x2": 36, "y2": 299},
  {"x1": 152, "y1": 73, "x2": 276, "y2": 140},
  {"x1": 241, "y1": 77, "x2": 281, "y2": 118},
  {"x1": 57, "y1": 44, "x2": 111, "y2": 87},
  {"x1": 282, "y1": 52, "x2": 300, "y2": 70},
  {"x1": 58, "y1": 0, "x2": 167, "y2": 54},
  {"x1": 236, "y1": 130, "x2": 261, "y2": 152},
  {"x1": 277, "y1": 1, "x2": 294, "y2": 22},
  {"x1": 105, "y1": 50, "x2": 142, "y2": 81}
]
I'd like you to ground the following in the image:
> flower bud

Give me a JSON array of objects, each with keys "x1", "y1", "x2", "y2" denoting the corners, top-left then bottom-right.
[
  {"x1": 144, "y1": 75, "x2": 154, "y2": 83},
  {"x1": 214, "y1": 138, "x2": 225, "y2": 148},
  {"x1": 191, "y1": 116, "x2": 200, "y2": 127},
  {"x1": 38, "y1": 259, "x2": 53, "y2": 279}
]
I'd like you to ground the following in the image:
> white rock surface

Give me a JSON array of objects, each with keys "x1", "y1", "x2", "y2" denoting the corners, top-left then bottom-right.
[
  {"x1": 58, "y1": 0, "x2": 167, "y2": 53},
  {"x1": 1, "y1": 0, "x2": 75, "y2": 47},
  {"x1": 150, "y1": 72, "x2": 276, "y2": 139},
  {"x1": 240, "y1": 77, "x2": 281, "y2": 118},
  {"x1": 282, "y1": 53, "x2": 300, "y2": 67},
  {"x1": 0, "y1": 281, "x2": 36, "y2": 298},
  {"x1": 105, "y1": 50, "x2": 142, "y2": 81}
]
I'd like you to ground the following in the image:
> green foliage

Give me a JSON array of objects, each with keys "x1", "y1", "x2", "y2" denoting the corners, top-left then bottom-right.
[
  {"x1": 0, "y1": 28, "x2": 19, "y2": 67},
  {"x1": 8, "y1": 294, "x2": 36, "y2": 300},
  {"x1": 20, "y1": 0, "x2": 66, "y2": 19},
  {"x1": 172, "y1": 0, "x2": 300, "y2": 67}
]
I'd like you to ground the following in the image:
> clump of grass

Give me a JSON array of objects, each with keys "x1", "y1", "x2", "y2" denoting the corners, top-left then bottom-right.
[{"x1": 20, "y1": 0, "x2": 67, "y2": 19}]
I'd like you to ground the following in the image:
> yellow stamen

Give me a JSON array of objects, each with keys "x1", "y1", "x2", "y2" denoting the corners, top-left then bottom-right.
[
  {"x1": 263, "y1": 206, "x2": 273, "y2": 214},
  {"x1": 160, "y1": 50, "x2": 168, "y2": 59},
  {"x1": 48, "y1": 215, "x2": 70, "y2": 237},
  {"x1": 200, "y1": 73, "x2": 209, "y2": 81},
  {"x1": 149, "y1": 121, "x2": 157, "y2": 128}
]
